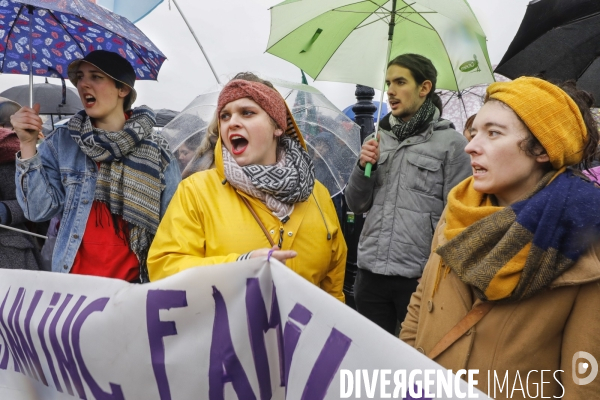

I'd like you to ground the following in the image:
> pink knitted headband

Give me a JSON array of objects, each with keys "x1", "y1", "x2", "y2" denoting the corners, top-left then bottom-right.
[{"x1": 217, "y1": 79, "x2": 287, "y2": 131}]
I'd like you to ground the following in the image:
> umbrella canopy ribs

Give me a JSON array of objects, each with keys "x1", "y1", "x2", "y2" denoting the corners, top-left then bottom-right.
[{"x1": 266, "y1": 0, "x2": 495, "y2": 92}]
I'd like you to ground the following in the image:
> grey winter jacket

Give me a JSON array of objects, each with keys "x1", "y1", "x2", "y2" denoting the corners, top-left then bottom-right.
[{"x1": 345, "y1": 109, "x2": 471, "y2": 278}]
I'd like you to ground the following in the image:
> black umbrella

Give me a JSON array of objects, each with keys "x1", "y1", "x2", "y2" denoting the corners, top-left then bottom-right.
[
  {"x1": 0, "y1": 80, "x2": 82, "y2": 116},
  {"x1": 495, "y1": 0, "x2": 600, "y2": 106},
  {"x1": 154, "y1": 109, "x2": 180, "y2": 128}
]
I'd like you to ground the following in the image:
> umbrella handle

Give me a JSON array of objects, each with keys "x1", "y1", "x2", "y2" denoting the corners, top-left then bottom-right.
[
  {"x1": 365, "y1": 32, "x2": 392, "y2": 178},
  {"x1": 363, "y1": 0, "x2": 395, "y2": 179},
  {"x1": 28, "y1": 5, "x2": 34, "y2": 108},
  {"x1": 364, "y1": 162, "x2": 373, "y2": 178},
  {"x1": 25, "y1": 5, "x2": 40, "y2": 138},
  {"x1": 363, "y1": 135, "x2": 379, "y2": 178}
]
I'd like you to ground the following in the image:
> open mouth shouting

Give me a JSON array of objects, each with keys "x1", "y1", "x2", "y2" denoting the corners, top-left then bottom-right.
[
  {"x1": 83, "y1": 94, "x2": 96, "y2": 108},
  {"x1": 229, "y1": 134, "x2": 249, "y2": 155}
]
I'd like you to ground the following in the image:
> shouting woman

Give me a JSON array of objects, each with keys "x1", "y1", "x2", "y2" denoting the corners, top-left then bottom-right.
[
  {"x1": 148, "y1": 73, "x2": 346, "y2": 301},
  {"x1": 12, "y1": 50, "x2": 180, "y2": 282}
]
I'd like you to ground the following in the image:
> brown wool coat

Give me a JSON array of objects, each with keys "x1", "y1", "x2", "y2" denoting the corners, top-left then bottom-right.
[{"x1": 400, "y1": 210, "x2": 600, "y2": 399}]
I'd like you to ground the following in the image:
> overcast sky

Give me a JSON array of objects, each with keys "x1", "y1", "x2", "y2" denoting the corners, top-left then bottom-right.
[{"x1": 0, "y1": 0, "x2": 532, "y2": 112}]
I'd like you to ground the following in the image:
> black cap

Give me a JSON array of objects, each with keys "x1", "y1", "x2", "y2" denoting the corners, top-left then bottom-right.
[{"x1": 68, "y1": 50, "x2": 137, "y2": 110}]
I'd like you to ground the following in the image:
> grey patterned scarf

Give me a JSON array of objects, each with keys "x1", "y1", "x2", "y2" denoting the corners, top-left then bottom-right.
[
  {"x1": 222, "y1": 135, "x2": 315, "y2": 220},
  {"x1": 68, "y1": 106, "x2": 173, "y2": 282},
  {"x1": 389, "y1": 98, "x2": 436, "y2": 142}
]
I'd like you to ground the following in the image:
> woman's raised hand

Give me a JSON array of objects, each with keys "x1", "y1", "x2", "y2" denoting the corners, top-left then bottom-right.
[
  {"x1": 11, "y1": 104, "x2": 43, "y2": 159},
  {"x1": 250, "y1": 245, "x2": 297, "y2": 264}
]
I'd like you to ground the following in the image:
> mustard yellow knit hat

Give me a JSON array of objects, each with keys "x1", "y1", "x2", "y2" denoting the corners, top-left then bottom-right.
[{"x1": 486, "y1": 77, "x2": 587, "y2": 169}]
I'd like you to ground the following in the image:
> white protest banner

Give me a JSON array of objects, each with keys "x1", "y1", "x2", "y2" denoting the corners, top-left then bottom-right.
[{"x1": 0, "y1": 258, "x2": 488, "y2": 399}]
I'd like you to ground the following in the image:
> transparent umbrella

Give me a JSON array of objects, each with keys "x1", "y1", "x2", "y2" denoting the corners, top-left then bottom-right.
[
  {"x1": 437, "y1": 86, "x2": 485, "y2": 133},
  {"x1": 438, "y1": 70, "x2": 511, "y2": 132},
  {"x1": 160, "y1": 79, "x2": 361, "y2": 197},
  {"x1": 159, "y1": 90, "x2": 216, "y2": 173}
]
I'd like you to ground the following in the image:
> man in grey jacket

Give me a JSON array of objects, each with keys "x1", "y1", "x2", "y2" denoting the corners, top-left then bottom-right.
[{"x1": 345, "y1": 54, "x2": 472, "y2": 334}]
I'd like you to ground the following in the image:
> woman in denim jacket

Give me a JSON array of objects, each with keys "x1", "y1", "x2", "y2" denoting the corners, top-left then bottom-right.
[{"x1": 11, "y1": 50, "x2": 180, "y2": 283}]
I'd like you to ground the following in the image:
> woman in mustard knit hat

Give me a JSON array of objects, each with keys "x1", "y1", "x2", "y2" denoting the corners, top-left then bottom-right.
[{"x1": 400, "y1": 77, "x2": 600, "y2": 399}]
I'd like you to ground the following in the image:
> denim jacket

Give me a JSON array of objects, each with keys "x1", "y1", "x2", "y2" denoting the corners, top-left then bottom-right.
[{"x1": 14, "y1": 127, "x2": 181, "y2": 274}]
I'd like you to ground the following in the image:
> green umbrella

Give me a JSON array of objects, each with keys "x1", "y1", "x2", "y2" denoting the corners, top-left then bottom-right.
[
  {"x1": 267, "y1": 0, "x2": 494, "y2": 176},
  {"x1": 266, "y1": 0, "x2": 494, "y2": 93}
]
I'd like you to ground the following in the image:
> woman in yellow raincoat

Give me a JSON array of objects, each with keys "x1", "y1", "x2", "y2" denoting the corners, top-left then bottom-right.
[{"x1": 147, "y1": 73, "x2": 347, "y2": 302}]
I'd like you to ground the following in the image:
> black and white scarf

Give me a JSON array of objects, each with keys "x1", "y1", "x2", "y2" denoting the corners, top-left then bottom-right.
[
  {"x1": 68, "y1": 106, "x2": 173, "y2": 282},
  {"x1": 389, "y1": 98, "x2": 436, "y2": 143},
  {"x1": 222, "y1": 135, "x2": 315, "y2": 220}
]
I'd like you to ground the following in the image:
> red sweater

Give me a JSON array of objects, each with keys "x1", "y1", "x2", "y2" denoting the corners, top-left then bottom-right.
[{"x1": 71, "y1": 201, "x2": 139, "y2": 282}]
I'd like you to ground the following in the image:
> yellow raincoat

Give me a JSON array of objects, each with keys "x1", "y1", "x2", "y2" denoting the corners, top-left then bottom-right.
[{"x1": 147, "y1": 129, "x2": 347, "y2": 302}]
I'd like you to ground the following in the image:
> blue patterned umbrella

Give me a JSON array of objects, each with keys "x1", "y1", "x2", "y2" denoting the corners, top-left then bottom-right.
[{"x1": 0, "y1": 0, "x2": 165, "y2": 88}]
